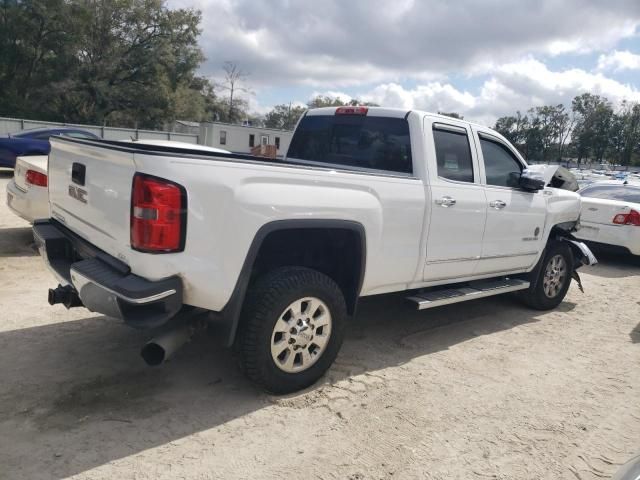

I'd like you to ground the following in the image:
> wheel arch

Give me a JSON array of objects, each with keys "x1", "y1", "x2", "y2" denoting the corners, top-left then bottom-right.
[{"x1": 212, "y1": 219, "x2": 367, "y2": 347}]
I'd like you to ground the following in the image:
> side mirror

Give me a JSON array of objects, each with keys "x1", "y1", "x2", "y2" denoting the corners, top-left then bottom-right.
[{"x1": 518, "y1": 169, "x2": 546, "y2": 191}]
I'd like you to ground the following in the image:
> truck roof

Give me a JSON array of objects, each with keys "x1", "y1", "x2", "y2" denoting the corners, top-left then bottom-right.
[{"x1": 306, "y1": 106, "x2": 488, "y2": 129}]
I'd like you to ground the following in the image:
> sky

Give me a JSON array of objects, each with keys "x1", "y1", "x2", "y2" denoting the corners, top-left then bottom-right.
[{"x1": 170, "y1": 0, "x2": 640, "y2": 126}]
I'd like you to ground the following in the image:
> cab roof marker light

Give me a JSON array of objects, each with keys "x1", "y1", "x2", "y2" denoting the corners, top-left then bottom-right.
[{"x1": 335, "y1": 106, "x2": 368, "y2": 116}]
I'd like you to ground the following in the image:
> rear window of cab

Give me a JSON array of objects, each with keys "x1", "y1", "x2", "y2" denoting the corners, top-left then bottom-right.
[{"x1": 287, "y1": 115, "x2": 413, "y2": 175}]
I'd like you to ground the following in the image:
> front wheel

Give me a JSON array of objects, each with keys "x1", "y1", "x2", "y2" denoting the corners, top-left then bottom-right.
[
  {"x1": 517, "y1": 240, "x2": 574, "y2": 310},
  {"x1": 235, "y1": 267, "x2": 347, "y2": 394}
]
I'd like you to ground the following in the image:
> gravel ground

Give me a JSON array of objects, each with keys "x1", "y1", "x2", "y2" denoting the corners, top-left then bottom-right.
[{"x1": 0, "y1": 170, "x2": 638, "y2": 480}]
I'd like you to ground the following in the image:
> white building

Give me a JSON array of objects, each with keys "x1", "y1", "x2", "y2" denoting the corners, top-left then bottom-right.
[{"x1": 199, "y1": 122, "x2": 293, "y2": 157}]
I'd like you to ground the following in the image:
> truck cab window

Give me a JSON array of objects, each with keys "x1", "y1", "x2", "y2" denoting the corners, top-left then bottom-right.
[
  {"x1": 480, "y1": 138, "x2": 523, "y2": 187},
  {"x1": 287, "y1": 115, "x2": 413, "y2": 174},
  {"x1": 432, "y1": 128, "x2": 474, "y2": 183}
]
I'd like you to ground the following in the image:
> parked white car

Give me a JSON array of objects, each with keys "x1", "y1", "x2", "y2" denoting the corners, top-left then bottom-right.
[
  {"x1": 6, "y1": 155, "x2": 49, "y2": 222},
  {"x1": 6, "y1": 141, "x2": 231, "y2": 223},
  {"x1": 574, "y1": 181, "x2": 640, "y2": 255},
  {"x1": 34, "y1": 106, "x2": 595, "y2": 393}
]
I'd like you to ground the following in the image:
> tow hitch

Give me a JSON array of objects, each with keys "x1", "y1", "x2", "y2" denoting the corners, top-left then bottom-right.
[{"x1": 48, "y1": 284, "x2": 83, "y2": 309}]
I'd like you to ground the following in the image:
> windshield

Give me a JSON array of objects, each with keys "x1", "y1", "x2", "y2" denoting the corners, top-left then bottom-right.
[{"x1": 287, "y1": 114, "x2": 413, "y2": 175}]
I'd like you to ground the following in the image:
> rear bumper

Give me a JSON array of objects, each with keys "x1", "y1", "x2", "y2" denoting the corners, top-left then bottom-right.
[
  {"x1": 33, "y1": 219, "x2": 183, "y2": 328},
  {"x1": 578, "y1": 240, "x2": 635, "y2": 256},
  {"x1": 575, "y1": 222, "x2": 640, "y2": 256},
  {"x1": 6, "y1": 179, "x2": 49, "y2": 223}
]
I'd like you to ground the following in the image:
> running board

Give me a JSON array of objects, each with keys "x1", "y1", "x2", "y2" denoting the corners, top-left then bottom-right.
[{"x1": 406, "y1": 278, "x2": 530, "y2": 310}]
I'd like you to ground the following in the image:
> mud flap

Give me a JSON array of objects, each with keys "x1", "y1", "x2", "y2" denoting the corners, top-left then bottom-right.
[
  {"x1": 571, "y1": 270, "x2": 584, "y2": 293},
  {"x1": 561, "y1": 238, "x2": 596, "y2": 294},
  {"x1": 562, "y1": 238, "x2": 598, "y2": 268}
]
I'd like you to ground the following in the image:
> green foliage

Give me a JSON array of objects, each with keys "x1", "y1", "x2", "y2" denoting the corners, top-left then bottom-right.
[
  {"x1": 263, "y1": 103, "x2": 307, "y2": 130},
  {"x1": 495, "y1": 95, "x2": 640, "y2": 166},
  {"x1": 607, "y1": 101, "x2": 640, "y2": 166},
  {"x1": 306, "y1": 95, "x2": 379, "y2": 109},
  {"x1": 438, "y1": 112, "x2": 463, "y2": 120},
  {"x1": 571, "y1": 93, "x2": 614, "y2": 163},
  {"x1": 214, "y1": 61, "x2": 251, "y2": 124},
  {"x1": 0, "y1": 0, "x2": 216, "y2": 129},
  {"x1": 263, "y1": 95, "x2": 380, "y2": 131}
]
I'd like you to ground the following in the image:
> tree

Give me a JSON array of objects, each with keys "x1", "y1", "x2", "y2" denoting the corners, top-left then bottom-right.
[
  {"x1": 552, "y1": 105, "x2": 574, "y2": 162},
  {"x1": 215, "y1": 61, "x2": 251, "y2": 124},
  {"x1": 571, "y1": 93, "x2": 614, "y2": 163},
  {"x1": 438, "y1": 112, "x2": 463, "y2": 120},
  {"x1": 307, "y1": 95, "x2": 379, "y2": 109},
  {"x1": 0, "y1": 0, "x2": 208, "y2": 129},
  {"x1": 495, "y1": 95, "x2": 640, "y2": 166},
  {"x1": 0, "y1": 0, "x2": 78, "y2": 117},
  {"x1": 494, "y1": 111, "x2": 529, "y2": 157},
  {"x1": 264, "y1": 103, "x2": 307, "y2": 130},
  {"x1": 608, "y1": 101, "x2": 640, "y2": 166}
]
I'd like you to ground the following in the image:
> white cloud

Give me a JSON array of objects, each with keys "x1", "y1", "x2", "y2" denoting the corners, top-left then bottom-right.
[
  {"x1": 597, "y1": 50, "x2": 640, "y2": 72},
  {"x1": 323, "y1": 59, "x2": 640, "y2": 127},
  {"x1": 170, "y1": 0, "x2": 640, "y2": 87}
]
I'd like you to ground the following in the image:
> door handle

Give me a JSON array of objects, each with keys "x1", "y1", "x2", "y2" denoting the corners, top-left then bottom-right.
[
  {"x1": 490, "y1": 200, "x2": 507, "y2": 209},
  {"x1": 435, "y1": 196, "x2": 456, "y2": 207}
]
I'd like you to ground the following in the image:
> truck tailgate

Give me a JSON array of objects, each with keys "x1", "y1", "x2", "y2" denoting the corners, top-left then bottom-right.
[{"x1": 48, "y1": 137, "x2": 136, "y2": 258}]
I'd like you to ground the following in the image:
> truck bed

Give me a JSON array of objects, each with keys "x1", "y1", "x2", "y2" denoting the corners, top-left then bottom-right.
[{"x1": 46, "y1": 136, "x2": 426, "y2": 312}]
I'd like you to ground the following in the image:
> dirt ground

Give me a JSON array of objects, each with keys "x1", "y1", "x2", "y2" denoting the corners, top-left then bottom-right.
[{"x1": 0, "y1": 170, "x2": 638, "y2": 480}]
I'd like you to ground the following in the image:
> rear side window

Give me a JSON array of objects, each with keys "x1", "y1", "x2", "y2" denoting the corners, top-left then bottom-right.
[
  {"x1": 287, "y1": 115, "x2": 413, "y2": 174},
  {"x1": 580, "y1": 185, "x2": 640, "y2": 203},
  {"x1": 480, "y1": 137, "x2": 523, "y2": 187},
  {"x1": 432, "y1": 127, "x2": 474, "y2": 183}
]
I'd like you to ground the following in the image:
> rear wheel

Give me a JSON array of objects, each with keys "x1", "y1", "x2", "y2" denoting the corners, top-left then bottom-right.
[
  {"x1": 235, "y1": 267, "x2": 347, "y2": 394},
  {"x1": 518, "y1": 240, "x2": 573, "y2": 310}
]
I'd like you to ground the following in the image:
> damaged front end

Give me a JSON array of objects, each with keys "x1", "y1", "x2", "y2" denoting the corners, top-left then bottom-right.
[
  {"x1": 561, "y1": 235, "x2": 598, "y2": 292},
  {"x1": 524, "y1": 164, "x2": 597, "y2": 291}
]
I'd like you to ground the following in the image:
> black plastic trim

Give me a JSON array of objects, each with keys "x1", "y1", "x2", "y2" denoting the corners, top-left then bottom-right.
[
  {"x1": 33, "y1": 219, "x2": 183, "y2": 328},
  {"x1": 211, "y1": 219, "x2": 367, "y2": 347},
  {"x1": 71, "y1": 162, "x2": 86, "y2": 186}
]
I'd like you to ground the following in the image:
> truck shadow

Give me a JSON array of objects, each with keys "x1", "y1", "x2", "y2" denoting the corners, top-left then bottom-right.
[
  {"x1": 0, "y1": 294, "x2": 562, "y2": 479},
  {"x1": 584, "y1": 250, "x2": 640, "y2": 279},
  {"x1": 0, "y1": 227, "x2": 38, "y2": 258}
]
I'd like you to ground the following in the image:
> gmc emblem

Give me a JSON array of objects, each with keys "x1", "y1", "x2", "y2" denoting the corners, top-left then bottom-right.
[{"x1": 68, "y1": 185, "x2": 88, "y2": 204}]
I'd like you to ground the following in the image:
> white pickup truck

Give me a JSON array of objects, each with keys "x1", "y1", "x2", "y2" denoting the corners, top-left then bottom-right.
[{"x1": 34, "y1": 106, "x2": 595, "y2": 393}]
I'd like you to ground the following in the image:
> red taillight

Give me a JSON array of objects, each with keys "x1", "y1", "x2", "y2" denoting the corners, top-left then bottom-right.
[
  {"x1": 335, "y1": 106, "x2": 368, "y2": 116},
  {"x1": 613, "y1": 209, "x2": 640, "y2": 226},
  {"x1": 25, "y1": 170, "x2": 47, "y2": 187},
  {"x1": 131, "y1": 174, "x2": 186, "y2": 252}
]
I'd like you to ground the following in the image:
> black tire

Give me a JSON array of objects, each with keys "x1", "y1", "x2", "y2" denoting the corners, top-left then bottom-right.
[
  {"x1": 517, "y1": 240, "x2": 573, "y2": 310},
  {"x1": 235, "y1": 267, "x2": 347, "y2": 394}
]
